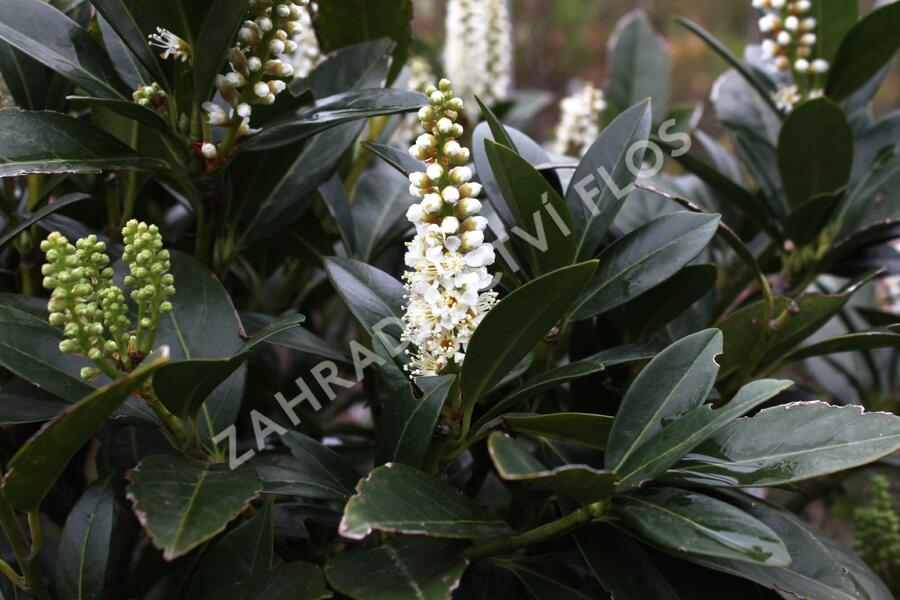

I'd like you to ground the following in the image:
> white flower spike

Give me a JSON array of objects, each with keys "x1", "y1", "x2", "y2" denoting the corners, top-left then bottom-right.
[
  {"x1": 401, "y1": 79, "x2": 497, "y2": 377},
  {"x1": 552, "y1": 83, "x2": 607, "y2": 158}
]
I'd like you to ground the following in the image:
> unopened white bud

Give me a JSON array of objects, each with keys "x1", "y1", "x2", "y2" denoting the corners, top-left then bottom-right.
[
  {"x1": 277, "y1": 4, "x2": 291, "y2": 17},
  {"x1": 759, "y1": 15, "x2": 779, "y2": 33},
  {"x1": 443, "y1": 140, "x2": 461, "y2": 157},
  {"x1": 409, "y1": 172, "x2": 431, "y2": 188},
  {"x1": 284, "y1": 39, "x2": 298, "y2": 53},
  {"x1": 426, "y1": 163, "x2": 444, "y2": 180},
  {"x1": 422, "y1": 193, "x2": 443, "y2": 213},
  {"x1": 238, "y1": 27, "x2": 254, "y2": 42},
  {"x1": 269, "y1": 39, "x2": 285, "y2": 54},
  {"x1": 248, "y1": 57, "x2": 262, "y2": 71},
  {"x1": 440, "y1": 216, "x2": 460, "y2": 234},
  {"x1": 461, "y1": 230, "x2": 484, "y2": 250},
  {"x1": 429, "y1": 91, "x2": 444, "y2": 105},
  {"x1": 406, "y1": 203, "x2": 424, "y2": 223},
  {"x1": 771, "y1": 0, "x2": 786, "y2": 7},
  {"x1": 261, "y1": 93, "x2": 276, "y2": 105},
  {"x1": 268, "y1": 80, "x2": 287, "y2": 94},
  {"x1": 794, "y1": 0, "x2": 811, "y2": 12},
  {"x1": 449, "y1": 166, "x2": 472, "y2": 184},
  {"x1": 460, "y1": 182, "x2": 482, "y2": 198},
  {"x1": 784, "y1": 16, "x2": 799, "y2": 31},
  {"x1": 802, "y1": 17, "x2": 816, "y2": 30},
  {"x1": 258, "y1": 17, "x2": 273, "y2": 32},
  {"x1": 794, "y1": 58, "x2": 810, "y2": 72},
  {"x1": 456, "y1": 197, "x2": 482, "y2": 217},
  {"x1": 417, "y1": 134, "x2": 437, "y2": 150},
  {"x1": 437, "y1": 118, "x2": 453, "y2": 134},
  {"x1": 463, "y1": 216, "x2": 488, "y2": 231},
  {"x1": 201, "y1": 143, "x2": 217, "y2": 159},
  {"x1": 409, "y1": 145, "x2": 427, "y2": 160},
  {"x1": 236, "y1": 103, "x2": 252, "y2": 118},
  {"x1": 777, "y1": 31, "x2": 792, "y2": 46},
  {"x1": 253, "y1": 82, "x2": 269, "y2": 97},
  {"x1": 761, "y1": 39, "x2": 779, "y2": 58},
  {"x1": 441, "y1": 186, "x2": 460, "y2": 204},
  {"x1": 225, "y1": 71, "x2": 245, "y2": 87},
  {"x1": 810, "y1": 58, "x2": 829, "y2": 73}
]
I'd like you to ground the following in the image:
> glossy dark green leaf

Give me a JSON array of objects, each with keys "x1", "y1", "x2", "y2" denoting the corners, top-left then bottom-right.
[
  {"x1": 566, "y1": 100, "x2": 652, "y2": 260},
  {"x1": 826, "y1": 1, "x2": 900, "y2": 102},
  {"x1": 494, "y1": 555, "x2": 598, "y2": 600},
  {"x1": 257, "y1": 432, "x2": 361, "y2": 501},
  {"x1": 777, "y1": 98, "x2": 853, "y2": 208},
  {"x1": 607, "y1": 10, "x2": 670, "y2": 121},
  {"x1": 0, "y1": 40, "x2": 60, "y2": 110},
  {"x1": 246, "y1": 122, "x2": 364, "y2": 239},
  {"x1": 606, "y1": 328, "x2": 723, "y2": 470},
  {"x1": 338, "y1": 463, "x2": 511, "y2": 540},
  {"x1": 488, "y1": 433, "x2": 618, "y2": 505},
  {"x1": 126, "y1": 454, "x2": 261, "y2": 560},
  {"x1": 0, "y1": 110, "x2": 169, "y2": 177},
  {"x1": 211, "y1": 561, "x2": 329, "y2": 600},
  {"x1": 773, "y1": 331, "x2": 900, "y2": 368},
  {"x1": 503, "y1": 413, "x2": 614, "y2": 450},
  {"x1": 350, "y1": 166, "x2": 414, "y2": 262},
  {"x1": 477, "y1": 360, "x2": 605, "y2": 427},
  {"x1": 188, "y1": 499, "x2": 273, "y2": 598},
  {"x1": 323, "y1": 256, "x2": 405, "y2": 338},
  {"x1": 0, "y1": 294, "x2": 94, "y2": 402},
  {"x1": 292, "y1": 38, "x2": 392, "y2": 99},
  {"x1": 192, "y1": 0, "x2": 247, "y2": 102},
  {"x1": 67, "y1": 96, "x2": 170, "y2": 133},
  {"x1": 55, "y1": 474, "x2": 116, "y2": 600},
  {"x1": 717, "y1": 282, "x2": 865, "y2": 378},
  {"x1": 153, "y1": 251, "x2": 247, "y2": 446},
  {"x1": 624, "y1": 264, "x2": 718, "y2": 338},
  {"x1": 573, "y1": 211, "x2": 719, "y2": 320},
  {"x1": 326, "y1": 537, "x2": 467, "y2": 600},
  {"x1": 0, "y1": 395, "x2": 66, "y2": 425},
  {"x1": 153, "y1": 314, "x2": 305, "y2": 418},
  {"x1": 315, "y1": 0, "x2": 412, "y2": 84},
  {"x1": 0, "y1": 0, "x2": 125, "y2": 98},
  {"x1": 240, "y1": 311, "x2": 347, "y2": 362},
  {"x1": 91, "y1": 0, "x2": 167, "y2": 87},
  {"x1": 666, "y1": 401, "x2": 900, "y2": 488},
  {"x1": 474, "y1": 95, "x2": 517, "y2": 149},
  {"x1": 616, "y1": 379, "x2": 793, "y2": 490},
  {"x1": 814, "y1": 0, "x2": 859, "y2": 64},
  {"x1": 461, "y1": 261, "x2": 598, "y2": 407},
  {"x1": 2, "y1": 353, "x2": 168, "y2": 512},
  {"x1": 241, "y1": 89, "x2": 426, "y2": 152},
  {"x1": 485, "y1": 140, "x2": 575, "y2": 275},
  {"x1": 613, "y1": 487, "x2": 790, "y2": 566},
  {"x1": 0, "y1": 193, "x2": 91, "y2": 250},
  {"x1": 361, "y1": 141, "x2": 422, "y2": 177},
  {"x1": 688, "y1": 493, "x2": 892, "y2": 600},
  {"x1": 376, "y1": 375, "x2": 455, "y2": 469},
  {"x1": 97, "y1": 16, "x2": 150, "y2": 90},
  {"x1": 783, "y1": 191, "x2": 842, "y2": 246}
]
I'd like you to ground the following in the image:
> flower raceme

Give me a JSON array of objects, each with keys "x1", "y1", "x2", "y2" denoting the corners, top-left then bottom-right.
[
  {"x1": 444, "y1": 0, "x2": 513, "y2": 113},
  {"x1": 401, "y1": 79, "x2": 497, "y2": 377},
  {"x1": 41, "y1": 221, "x2": 174, "y2": 380},
  {"x1": 753, "y1": 0, "x2": 828, "y2": 111},
  {"x1": 553, "y1": 83, "x2": 607, "y2": 158}
]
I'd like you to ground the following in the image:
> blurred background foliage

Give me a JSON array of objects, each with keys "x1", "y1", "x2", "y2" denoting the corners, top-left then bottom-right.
[{"x1": 413, "y1": 0, "x2": 900, "y2": 138}]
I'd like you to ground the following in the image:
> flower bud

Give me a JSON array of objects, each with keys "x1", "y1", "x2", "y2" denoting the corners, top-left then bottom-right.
[
  {"x1": 440, "y1": 216, "x2": 460, "y2": 234},
  {"x1": 456, "y1": 197, "x2": 482, "y2": 217},
  {"x1": 426, "y1": 163, "x2": 444, "y2": 181},
  {"x1": 253, "y1": 82, "x2": 270, "y2": 97},
  {"x1": 461, "y1": 230, "x2": 484, "y2": 251},
  {"x1": 422, "y1": 193, "x2": 443, "y2": 213},
  {"x1": 201, "y1": 143, "x2": 218, "y2": 159},
  {"x1": 441, "y1": 186, "x2": 460, "y2": 204}
]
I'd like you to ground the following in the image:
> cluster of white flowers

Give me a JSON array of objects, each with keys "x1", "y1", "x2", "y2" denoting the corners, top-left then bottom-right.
[
  {"x1": 197, "y1": 0, "x2": 310, "y2": 159},
  {"x1": 401, "y1": 79, "x2": 497, "y2": 376},
  {"x1": 285, "y1": 1, "x2": 321, "y2": 79},
  {"x1": 444, "y1": 0, "x2": 513, "y2": 113},
  {"x1": 552, "y1": 83, "x2": 606, "y2": 158},
  {"x1": 394, "y1": 56, "x2": 437, "y2": 144},
  {"x1": 753, "y1": 0, "x2": 828, "y2": 111}
]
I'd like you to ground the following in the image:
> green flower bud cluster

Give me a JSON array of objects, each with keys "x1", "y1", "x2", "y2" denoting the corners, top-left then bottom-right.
[
  {"x1": 132, "y1": 82, "x2": 167, "y2": 109},
  {"x1": 41, "y1": 232, "x2": 118, "y2": 380},
  {"x1": 853, "y1": 475, "x2": 900, "y2": 583},
  {"x1": 41, "y1": 221, "x2": 176, "y2": 380},
  {"x1": 122, "y1": 220, "x2": 174, "y2": 354}
]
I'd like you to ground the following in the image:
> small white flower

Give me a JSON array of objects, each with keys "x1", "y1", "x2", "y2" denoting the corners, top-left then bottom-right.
[
  {"x1": 148, "y1": 27, "x2": 190, "y2": 62},
  {"x1": 203, "y1": 101, "x2": 228, "y2": 125}
]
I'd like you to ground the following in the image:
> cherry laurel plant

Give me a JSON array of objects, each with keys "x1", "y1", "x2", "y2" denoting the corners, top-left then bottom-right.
[{"x1": 0, "y1": 0, "x2": 897, "y2": 598}]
